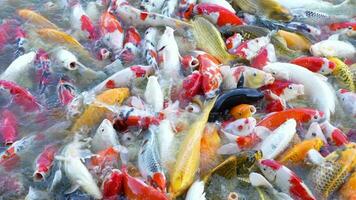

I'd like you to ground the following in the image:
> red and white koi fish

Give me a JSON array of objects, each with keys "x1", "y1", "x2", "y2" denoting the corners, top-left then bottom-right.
[
  {"x1": 33, "y1": 144, "x2": 58, "y2": 181},
  {"x1": 181, "y1": 55, "x2": 199, "y2": 72},
  {"x1": 161, "y1": 0, "x2": 179, "y2": 17},
  {"x1": 337, "y1": 89, "x2": 356, "y2": 118},
  {"x1": 260, "y1": 80, "x2": 304, "y2": 101},
  {"x1": 200, "y1": 0, "x2": 235, "y2": 13},
  {"x1": 14, "y1": 27, "x2": 28, "y2": 58},
  {"x1": 119, "y1": 26, "x2": 142, "y2": 64},
  {"x1": 0, "y1": 109, "x2": 18, "y2": 146},
  {"x1": 178, "y1": 0, "x2": 197, "y2": 20},
  {"x1": 329, "y1": 21, "x2": 356, "y2": 31},
  {"x1": 138, "y1": 127, "x2": 167, "y2": 192},
  {"x1": 0, "y1": 80, "x2": 41, "y2": 112},
  {"x1": 194, "y1": 3, "x2": 244, "y2": 27},
  {"x1": 290, "y1": 56, "x2": 336, "y2": 75},
  {"x1": 101, "y1": 169, "x2": 123, "y2": 200},
  {"x1": 145, "y1": 76, "x2": 164, "y2": 112},
  {"x1": 226, "y1": 33, "x2": 243, "y2": 53},
  {"x1": 264, "y1": 62, "x2": 336, "y2": 120},
  {"x1": 0, "y1": 51, "x2": 36, "y2": 88},
  {"x1": 111, "y1": 1, "x2": 192, "y2": 34},
  {"x1": 222, "y1": 117, "x2": 257, "y2": 137},
  {"x1": 70, "y1": 2, "x2": 98, "y2": 40},
  {"x1": 258, "y1": 159, "x2": 316, "y2": 200},
  {"x1": 99, "y1": 11, "x2": 124, "y2": 54},
  {"x1": 57, "y1": 77, "x2": 78, "y2": 106},
  {"x1": 143, "y1": 27, "x2": 159, "y2": 69},
  {"x1": 140, "y1": 0, "x2": 165, "y2": 13},
  {"x1": 320, "y1": 121, "x2": 348, "y2": 146},
  {"x1": 122, "y1": 166, "x2": 169, "y2": 200},
  {"x1": 263, "y1": 90, "x2": 286, "y2": 113},
  {"x1": 157, "y1": 26, "x2": 181, "y2": 79},
  {"x1": 250, "y1": 45, "x2": 276, "y2": 69},
  {"x1": 34, "y1": 49, "x2": 51, "y2": 94},
  {"x1": 92, "y1": 65, "x2": 153, "y2": 94},
  {"x1": 198, "y1": 54, "x2": 222, "y2": 98},
  {"x1": 113, "y1": 106, "x2": 161, "y2": 132},
  {"x1": 179, "y1": 70, "x2": 203, "y2": 105}
]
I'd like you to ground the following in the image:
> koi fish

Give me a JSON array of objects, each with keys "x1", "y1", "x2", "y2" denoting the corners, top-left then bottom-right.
[
  {"x1": 33, "y1": 144, "x2": 58, "y2": 181},
  {"x1": 290, "y1": 56, "x2": 336, "y2": 75},
  {"x1": 170, "y1": 99, "x2": 216, "y2": 198},
  {"x1": 193, "y1": 3, "x2": 244, "y2": 27},
  {"x1": 57, "y1": 77, "x2": 78, "y2": 106},
  {"x1": 200, "y1": 0, "x2": 235, "y2": 13},
  {"x1": 99, "y1": 11, "x2": 124, "y2": 54},
  {"x1": 157, "y1": 119, "x2": 175, "y2": 167},
  {"x1": 320, "y1": 121, "x2": 348, "y2": 146},
  {"x1": 92, "y1": 65, "x2": 153, "y2": 94},
  {"x1": 70, "y1": 88, "x2": 130, "y2": 133},
  {"x1": 277, "y1": 30, "x2": 311, "y2": 51},
  {"x1": 260, "y1": 80, "x2": 304, "y2": 101},
  {"x1": 229, "y1": 104, "x2": 256, "y2": 119},
  {"x1": 305, "y1": 122, "x2": 327, "y2": 144},
  {"x1": 101, "y1": 169, "x2": 123, "y2": 199},
  {"x1": 161, "y1": 0, "x2": 179, "y2": 17},
  {"x1": 329, "y1": 21, "x2": 356, "y2": 31},
  {"x1": 264, "y1": 62, "x2": 336, "y2": 120},
  {"x1": 138, "y1": 127, "x2": 166, "y2": 192},
  {"x1": 143, "y1": 27, "x2": 159, "y2": 69},
  {"x1": 17, "y1": 9, "x2": 58, "y2": 29},
  {"x1": 34, "y1": 49, "x2": 51, "y2": 94},
  {"x1": 230, "y1": 66, "x2": 275, "y2": 89},
  {"x1": 200, "y1": 123, "x2": 222, "y2": 176},
  {"x1": 258, "y1": 159, "x2": 316, "y2": 200},
  {"x1": 0, "y1": 51, "x2": 36, "y2": 88},
  {"x1": 178, "y1": 0, "x2": 197, "y2": 20},
  {"x1": 185, "y1": 180, "x2": 206, "y2": 200},
  {"x1": 91, "y1": 119, "x2": 120, "y2": 153},
  {"x1": 179, "y1": 71, "x2": 203, "y2": 104},
  {"x1": 56, "y1": 135, "x2": 102, "y2": 199},
  {"x1": 336, "y1": 89, "x2": 356, "y2": 118},
  {"x1": 0, "y1": 80, "x2": 41, "y2": 112},
  {"x1": 119, "y1": 26, "x2": 142, "y2": 64},
  {"x1": 198, "y1": 54, "x2": 222, "y2": 98},
  {"x1": 0, "y1": 109, "x2": 18, "y2": 146},
  {"x1": 310, "y1": 40, "x2": 355, "y2": 59},
  {"x1": 329, "y1": 57, "x2": 355, "y2": 92},
  {"x1": 70, "y1": 2, "x2": 97, "y2": 40},
  {"x1": 339, "y1": 171, "x2": 356, "y2": 200},
  {"x1": 145, "y1": 76, "x2": 164, "y2": 112},
  {"x1": 277, "y1": 138, "x2": 324, "y2": 165},
  {"x1": 257, "y1": 108, "x2": 324, "y2": 130}
]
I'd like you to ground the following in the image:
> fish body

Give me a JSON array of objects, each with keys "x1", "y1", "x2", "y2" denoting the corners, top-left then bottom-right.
[
  {"x1": 0, "y1": 109, "x2": 18, "y2": 146},
  {"x1": 277, "y1": 138, "x2": 324, "y2": 165},
  {"x1": 34, "y1": 49, "x2": 51, "y2": 94},
  {"x1": 291, "y1": 56, "x2": 335, "y2": 75},
  {"x1": 259, "y1": 159, "x2": 316, "y2": 200},
  {"x1": 256, "y1": 119, "x2": 296, "y2": 159},
  {"x1": 70, "y1": 3, "x2": 97, "y2": 40},
  {"x1": 329, "y1": 57, "x2": 355, "y2": 92},
  {"x1": 194, "y1": 3, "x2": 244, "y2": 27},
  {"x1": 260, "y1": 80, "x2": 304, "y2": 101},
  {"x1": 337, "y1": 89, "x2": 356, "y2": 118},
  {"x1": 310, "y1": 40, "x2": 355, "y2": 59},
  {"x1": 140, "y1": 0, "x2": 165, "y2": 12},
  {"x1": 57, "y1": 136, "x2": 102, "y2": 199},
  {"x1": 143, "y1": 27, "x2": 159, "y2": 69},
  {"x1": 17, "y1": 9, "x2": 58, "y2": 29},
  {"x1": 200, "y1": 123, "x2": 221, "y2": 176},
  {"x1": 263, "y1": 62, "x2": 336, "y2": 120},
  {"x1": 101, "y1": 169, "x2": 124, "y2": 199},
  {"x1": 161, "y1": 0, "x2": 179, "y2": 17},
  {"x1": 329, "y1": 21, "x2": 356, "y2": 31},
  {"x1": 91, "y1": 119, "x2": 120, "y2": 153},
  {"x1": 100, "y1": 11, "x2": 124, "y2": 54},
  {"x1": 200, "y1": 0, "x2": 235, "y2": 13},
  {"x1": 57, "y1": 77, "x2": 78, "y2": 106},
  {"x1": 257, "y1": 108, "x2": 323, "y2": 131},
  {"x1": 138, "y1": 127, "x2": 166, "y2": 192},
  {"x1": 157, "y1": 119, "x2": 175, "y2": 166},
  {"x1": 92, "y1": 65, "x2": 153, "y2": 94},
  {"x1": 185, "y1": 180, "x2": 206, "y2": 200},
  {"x1": 70, "y1": 88, "x2": 130, "y2": 133},
  {"x1": 340, "y1": 171, "x2": 356, "y2": 200},
  {"x1": 119, "y1": 26, "x2": 142, "y2": 64},
  {"x1": 233, "y1": 0, "x2": 293, "y2": 22},
  {"x1": 179, "y1": 71, "x2": 203, "y2": 103},
  {"x1": 230, "y1": 104, "x2": 256, "y2": 119},
  {"x1": 198, "y1": 54, "x2": 222, "y2": 98},
  {"x1": 178, "y1": 0, "x2": 197, "y2": 20},
  {"x1": 0, "y1": 51, "x2": 36, "y2": 88},
  {"x1": 145, "y1": 76, "x2": 164, "y2": 112},
  {"x1": 157, "y1": 26, "x2": 181, "y2": 79},
  {"x1": 169, "y1": 99, "x2": 216, "y2": 198},
  {"x1": 33, "y1": 144, "x2": 58, "y2": 181},
  {"x1": 277, "y1": 30, "x2": 311, "y2": 51},
  {"x1": 0, "y1": 80, "x2": 41, "y2": 112}
]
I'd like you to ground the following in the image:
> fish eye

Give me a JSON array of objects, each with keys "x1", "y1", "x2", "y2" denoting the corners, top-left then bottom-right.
[
  {"x1": 272, "y1": 72, "x2": 276, "y2": 75},
  {"x1": 288, "y1": 86, "x2": 292, "y2": 90},
  {"x1": 313, "y1": 115, "x2": 318, "y2": 120},
  {"x1": 253, "y1": 72, "x2": 257, "y2": 77},
  {"x1": 342, "y1": 98, "x2": 345, "y2": 101},
  {"x1": 312, "y1": 132, "x2": 317, "y2": 137},
  {"x1": 101, "y1": 128, "x2": 105, "y2": 133}
]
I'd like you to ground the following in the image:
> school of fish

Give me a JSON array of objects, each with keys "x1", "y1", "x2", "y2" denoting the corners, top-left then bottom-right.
[{"x1": 0, "y1": 0, "x2": 355, "y2": 199}]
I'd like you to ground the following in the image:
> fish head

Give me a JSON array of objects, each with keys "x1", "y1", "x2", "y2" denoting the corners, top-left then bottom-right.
[
  {"x1": 185, "y1": 102, "x2": 201, "y2": 113},
  {"x1": 57, "y1": 77, "x2": 77, "y2": 106},
  {"x1": 263, "y1": 65, "x2": 290, "y2": 80},
  {"x1": 280, "y1": 83, "x2": 304, "y2": 101},
  {"x1": 96, "y1": 119, "x2": 115, "y2": 136},
  {"x1": 226, "y1": 33, "x2": 243, "y2": 51},
  {"x1": 230, "y1": 104, "x2": 256, "y2": 119},
  {"x1": 178, "y1": 1, "x2": 195, "y2": 20},
  {"x1": 244, "y1": 68, "x2": 274, "y2": 88},
  {"x1": 33, "y1": 168, "x2": 48, "y2": 182},
  {"x1": 318, "y1": 58, "x2": 335, "y2": 75},
  {"x1": 181, "y1": 55, "x2": 199, "y2": 71},
  {"x1": 258, "y1": 159, "x2": 281, "y2": 181},
  {"x1": 98, "y1": 47, "x2": 112, "y2": 60},
  {"x1": 56, "y1": 49, "x2": 79, "y2": 70},
  {"x1": 124, "y1": 27, "x2": 141, "y2": 46},
  {"x1": 150, "y1": 172, "x2": 167, "y2": 193},
  {"x1": 224, "y1": 117, "x2": 256, "y2": 136},
  {"x1": 99, "y1": 12, "x2": 123, "y2": 34},
  {"x1": 305, "y1": 122, "x2": 327, "y2": 144},
  {"x1": 66, "y1": 94, "x2": 84, "y2": 119},
  {"x1": 102, "y1": 169, "x2": 124, "y2": 199}
]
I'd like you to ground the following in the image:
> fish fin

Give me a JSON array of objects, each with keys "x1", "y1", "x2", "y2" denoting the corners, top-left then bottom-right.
[
  {"x1": 49, "y1": 169, "x2": 62, "y2": 192},
  {"x1": 217, "y1": 143, "x2": 240, "y2": 155},
  {"x1": 249, "y1": 172, "x2": 273, "y2": 189},
  {"x1": 65, "y1": 184, "x2": 80, "y2": 194},
  {"x1": 55, "y1": 155, "x2": 68, "y2": 161},
  {"x1": 221, "y1": 129, "x2": 238, "y2": 142}
]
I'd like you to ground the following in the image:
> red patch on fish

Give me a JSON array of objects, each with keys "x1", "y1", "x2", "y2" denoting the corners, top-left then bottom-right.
[
  {"x1": 260, "y1": 159, "x2": 282, "y2": 170},
  {"x1": 198, "y1": 54, "x2": 222, "y2": 98},
  {"x1": 80, "y1": 15, "x2": 97, "y2": 40},
  {"x1": 236, "y1": 133, "x2": 259, "y2": 149},
  {"x1": 105, "y1": 80, "x2": 116, "y2": 89},
  {"x1": 0, "y1": 109, "x2": 18, "y2": 146},
  {"x1": 289, "y1": 175, "x2": 316, "y2": 200},
  {"x1": 140, "y1": 12, "x2": 149, "y2": 21},
  {"x1": 130, "y1": 66, "x2": 147, "y2": 77},
  {"x1": 261, "y1": 80, "x2": 294, "y2": 96},
  {"x1": 100, "y1": 12, "x2": 123, "y2": 33},
  {"x1": 331, "y1": 129, "x2": 348, "y2": 146},
  {"x1": 102, "y1": 170, "x2": 124, "y2": 199},
  {"x1": 124, "y1": 27, "x2": 141, "y2": 46},
  {"x1": 251, "y1": 47, "x2": 268, "y2": 69}
]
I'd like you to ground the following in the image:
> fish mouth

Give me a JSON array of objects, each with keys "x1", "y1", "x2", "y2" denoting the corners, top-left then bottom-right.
[
  {"x1": 264, "y1": 75, "x2": 275, "y2": 85},
  {"x1": 33, "y1": 171, "x2": 46, "y2": 182}
]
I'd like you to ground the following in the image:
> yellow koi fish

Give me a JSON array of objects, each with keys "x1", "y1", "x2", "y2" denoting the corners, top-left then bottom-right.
[
  {"x1": 70, "y1": 88, "x2": 130, "y2": 133},
  {"x1": 329, "y1": 57, "x2": 355, "y2": 92},
  {"x1": 18, "y1": 9, "x2": 58, "y2": 29},
  {"x1": 277, "y1": 30, "x2": 311, "y2": 51}
]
